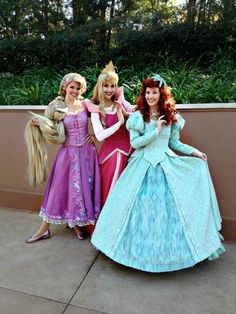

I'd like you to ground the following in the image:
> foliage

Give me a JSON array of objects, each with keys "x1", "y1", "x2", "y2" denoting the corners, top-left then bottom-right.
[
  {"x1": 0, "y1": 53, "x2": 235, "y2": 106},
  {"x1": 0, "y1": 20, "x2": 235, "y2": 74}
]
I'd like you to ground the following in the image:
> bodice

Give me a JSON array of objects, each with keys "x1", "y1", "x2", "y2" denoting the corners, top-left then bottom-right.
[
  {"x1": 139, "y1": 120, "x2": 176, "y2": 165},
  {"x1": 98, "y1": 112, "x2": 132, "y2": 163},
  {"x1": 104, "y1": 113, "x2": 129, "y2": 145},
  {"x1": 145, "y1": 120, "x2": 173, "y2": 150},
  {"x1": 63, "y1": 110, "x2": 88, "y2": 146},
  {"x1": 127, "y1": 111, "x2": 195, "y2": 166}
]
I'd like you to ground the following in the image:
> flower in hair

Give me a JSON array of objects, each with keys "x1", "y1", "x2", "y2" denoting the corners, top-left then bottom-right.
[{"x1": 151, "y1": 74, "x2": 166, "y2": 87}]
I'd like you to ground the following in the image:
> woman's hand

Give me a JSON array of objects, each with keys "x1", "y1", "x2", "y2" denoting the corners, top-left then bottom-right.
[
  {"x1": 86, "y1": 134, "x2": 95, "y2": 144},
  {"x1": 156, "y1": 115, "x2": 167, "y2": 133},
  {"x1": 116, "y1": 103, "x2": 129, "y2": 117},
  {"x1": 192, "y1": 150, "x2": 208, "y2": 161},
  {"x1": 117, "y1": 107, "x2": 125, "y2": 125},
  {"x1": 31, "y1": 118, "x2": 39, "y2": 126}
]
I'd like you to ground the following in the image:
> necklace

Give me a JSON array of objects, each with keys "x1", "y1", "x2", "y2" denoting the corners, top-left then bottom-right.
[{"x1": 150, "y1": 111, "x2": 159, "y2": 118}]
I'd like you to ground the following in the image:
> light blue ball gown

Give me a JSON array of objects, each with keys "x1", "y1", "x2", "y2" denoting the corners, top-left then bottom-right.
[{"x1": 91, "y1": 111, "x2": 225, "y2": 272}]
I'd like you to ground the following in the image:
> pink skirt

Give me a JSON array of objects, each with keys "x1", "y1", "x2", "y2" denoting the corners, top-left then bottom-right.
[{"x1": 100, "y1": 151, "x2": 129, "y2": 206}]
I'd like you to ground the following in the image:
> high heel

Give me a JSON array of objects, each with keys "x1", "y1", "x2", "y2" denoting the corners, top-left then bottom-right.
[{"x1": 26, "y1": 229, "x2": 51, "y2": 243}]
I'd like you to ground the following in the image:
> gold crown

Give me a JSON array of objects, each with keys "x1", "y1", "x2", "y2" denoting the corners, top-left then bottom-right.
[{"x1": 101, "y1": 61, "x2": 116, "y2": 74}]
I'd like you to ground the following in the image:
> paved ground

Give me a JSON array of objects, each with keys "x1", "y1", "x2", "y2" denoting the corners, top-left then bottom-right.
[{"x1": 0, "y1": 208, "x2": 235, "y2": 314}]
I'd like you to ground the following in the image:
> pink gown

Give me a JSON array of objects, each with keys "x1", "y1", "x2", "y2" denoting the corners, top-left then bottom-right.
[{"x1": 89, "y1": 87, "x2": 135, "y2": 206}]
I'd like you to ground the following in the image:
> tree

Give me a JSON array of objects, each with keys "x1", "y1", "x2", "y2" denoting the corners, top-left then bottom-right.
[{"x1": 0, "y1": 0, "x2": 66, "y2": 39}]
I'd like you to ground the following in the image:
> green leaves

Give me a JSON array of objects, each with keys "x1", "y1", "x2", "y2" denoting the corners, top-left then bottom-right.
[{"x1": 0, "y1": 53, "x2": 235, "y2": 106}]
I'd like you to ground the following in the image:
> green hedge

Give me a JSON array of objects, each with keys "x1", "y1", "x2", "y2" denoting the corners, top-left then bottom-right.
[
  {"x1": 0, "y1": 22, "x2": 235, "y2": 74},
  {"x1": 0, "y1": 54, "x2": 235, "y2": 106}
]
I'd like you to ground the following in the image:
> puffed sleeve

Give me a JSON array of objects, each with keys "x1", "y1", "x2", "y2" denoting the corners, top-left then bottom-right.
[
  {"x1": 83, "y1": 99, "x2": 100, "y2": 113},
  {"x1": 126, "y1": 111, "x2": 158, "y2": 149},
  {"x1": 116, "y1": 87, "x2": 135, "y2": 113},
  {"x1": 169, "y1": 114, "x2": 195, "y2": 155}
]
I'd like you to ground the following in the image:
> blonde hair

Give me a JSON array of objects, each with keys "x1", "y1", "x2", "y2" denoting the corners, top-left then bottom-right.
[
  {"x1": 59, "y1": 72, "x2": 86, "y2": 97},
  {"x1": 25, "y1": 73, "x2": 86, "y2": 186},
  {"x1": 92, "y1": 67, "x2": 119, "y2": 127}
]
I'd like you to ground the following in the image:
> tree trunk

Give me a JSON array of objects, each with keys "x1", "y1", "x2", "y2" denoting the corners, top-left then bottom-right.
[
  {"x1": 42, "y1": 0, "x2": 49, "y2": 36},
  {"x1": 187, "y1": 0, "x2": 197, "y2": 24},
  {"x1": 72, "y1": 0, "x2": 88, "y2": 26},
  {"x1": 222, "y1": 0, "x2": 236, "y2": 20},
  {"x1": 106, "y1": 0, "x2": 115, "y2": 50}
]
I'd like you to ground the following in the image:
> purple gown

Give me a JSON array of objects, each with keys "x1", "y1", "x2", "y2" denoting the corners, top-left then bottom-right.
[{"x1": 39, "y1": 103, "x2": 101, "y2": 227}]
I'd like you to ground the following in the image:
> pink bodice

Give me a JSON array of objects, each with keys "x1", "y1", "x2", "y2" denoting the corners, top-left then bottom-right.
[
  {"x1": 98, "y1": 113, "x2": 132, "y2": 164},
  {"x1": 63, "y1": 103, "x2": 88, "y2": 146}
]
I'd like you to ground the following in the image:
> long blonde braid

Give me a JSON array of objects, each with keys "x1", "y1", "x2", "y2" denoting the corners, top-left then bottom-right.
[{"x1": 25, "y1": 73, "x2": 86, "y2": 186}]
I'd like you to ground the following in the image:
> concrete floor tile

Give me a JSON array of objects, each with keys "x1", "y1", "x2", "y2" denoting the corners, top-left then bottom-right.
[
  {"x1": 64, "y1": 304, "x2": 107, "y2": 314},
  {"x1": 0, "y1": 209, "x2": 98, "y2": 303},
  {"x1": 71, "y1": 244, "x2": 236, "y2": 314},
  {"x1": 0, "y1": 287, "x2": 65, "y2": 314}
]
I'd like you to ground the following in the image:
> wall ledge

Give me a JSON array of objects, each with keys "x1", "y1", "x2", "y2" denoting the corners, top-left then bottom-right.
[{"x1": 0, "y1": 103, "x2": 236, "y2": 111}]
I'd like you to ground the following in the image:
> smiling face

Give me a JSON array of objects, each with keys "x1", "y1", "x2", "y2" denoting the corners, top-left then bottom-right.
[
  {"x1": 102, "y1": 81, "x2": 116, "y2": 101},
  {"x1": 65, "y1": 81, "x2": 81, "y2": 101},
  {"x1": 145, "y1": 87, "x2": 160, "y2": 109}
]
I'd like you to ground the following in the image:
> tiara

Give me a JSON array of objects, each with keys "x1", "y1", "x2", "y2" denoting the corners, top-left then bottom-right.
[{"x1": 101, "y1": 61, "x2": 116, "y2": 74}]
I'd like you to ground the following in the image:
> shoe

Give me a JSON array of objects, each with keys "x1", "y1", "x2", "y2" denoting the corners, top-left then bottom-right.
[
  {"x1": 26, "y1": 230, "x2": 51, "y2": 243},
  {"x1": 75, "y1": 228, "x2": 88, "y2": 240}
]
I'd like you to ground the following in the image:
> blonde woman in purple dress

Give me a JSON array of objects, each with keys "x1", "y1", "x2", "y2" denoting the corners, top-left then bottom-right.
[{"x1": 25, "y1": 73, "x2": 101, "y2": 243}]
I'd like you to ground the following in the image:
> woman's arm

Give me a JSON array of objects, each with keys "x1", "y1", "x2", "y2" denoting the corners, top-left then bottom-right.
[
  {"x1": 129, "y1": 128, "x2": 158, "y2": 149},
  {"x1": 116, "y1": 86, "x2": 135, "y2": 115},
  {"x1": 169, "y1": 126, "x2": 207, "y2": 160},
  {"x1": 121, "y1": 100, "x2": 136, "y2": 114},
  {"x1": 91, "y1": 112, "x2": 121, "y2": 142},
  {"x1": 169, "y1": 123, "x2": 195, "y2": 155}
]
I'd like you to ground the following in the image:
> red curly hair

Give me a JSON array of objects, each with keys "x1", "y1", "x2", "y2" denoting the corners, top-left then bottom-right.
[{"x1": 136, "y1": 77, "x2": 177, "y2": 124}]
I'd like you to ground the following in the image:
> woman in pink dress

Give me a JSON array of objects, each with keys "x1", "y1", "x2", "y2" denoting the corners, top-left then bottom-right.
[{"x1": 87, "y1": 62, "x2": 135, "y2": 207}]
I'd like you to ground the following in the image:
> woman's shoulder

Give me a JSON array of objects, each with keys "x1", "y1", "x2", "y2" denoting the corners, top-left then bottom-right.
[
  {"x1": 47, "y1": 96, "x2": 67, "y2": 111},
  {"x1": 83, "y1": 99, "x2": 100, "y2": 113},
  {"x1": 44, "y1": 96, "x2": 67, "y2": 118},
  {"x1": 126, "y1": 111, "x2": 144, "y2": 132},
  {"x1": 172, "y1": 113, "x2": 186, "y2": 130}
]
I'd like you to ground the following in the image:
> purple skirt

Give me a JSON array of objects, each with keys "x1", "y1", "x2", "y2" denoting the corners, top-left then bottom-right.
[{"x1": 39, "y1": 143, "x2": 101, "y2": 227}]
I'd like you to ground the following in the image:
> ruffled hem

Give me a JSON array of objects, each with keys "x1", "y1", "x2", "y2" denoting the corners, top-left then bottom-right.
[
  {"x1": 207, "y1": 245, "x2": 225, "y2": 261},
  {"x1": 207, "y1": 233, "x2": 225, "y2": 260},
  {"x1": 39, "y1": 212, "x2": 96, "y2": 228}
]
